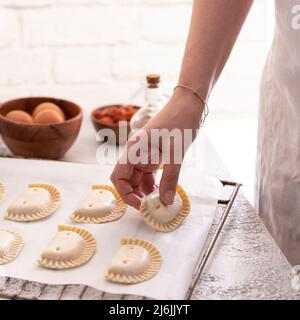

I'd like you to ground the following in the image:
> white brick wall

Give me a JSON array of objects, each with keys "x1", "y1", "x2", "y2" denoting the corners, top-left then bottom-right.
[
  {"x1": 22, "y1": 7, "x2": 140, "y2": 47},
  {"x1": 0, "y1": 49, "x2": 51, "y2": 85},
  {"x1": 54, "y1": 48, "x2": 111, "y2": 83},
  {"x1": 140, "y1": 6, "x2": 191, "y2": 43},
  {"x1": 0, "y1": 0, "x2": 272, "y2": 118},
  {"x1": 1, "y1": 0, "x2": 53, "y2": 8}
]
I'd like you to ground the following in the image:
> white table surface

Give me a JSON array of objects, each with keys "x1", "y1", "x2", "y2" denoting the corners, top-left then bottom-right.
[{"x1": 0, "y1": 117, "x2": 298, "y2": 300}]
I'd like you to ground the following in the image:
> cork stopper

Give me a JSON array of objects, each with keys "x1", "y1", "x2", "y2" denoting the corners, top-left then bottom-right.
[{"x1": 146, "y1": 74, "x2": 160, "y2": 85}]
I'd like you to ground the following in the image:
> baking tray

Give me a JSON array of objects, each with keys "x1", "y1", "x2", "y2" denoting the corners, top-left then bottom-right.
[{"x1": 0, "y1": 179, "x2": 241, "y2": 300}]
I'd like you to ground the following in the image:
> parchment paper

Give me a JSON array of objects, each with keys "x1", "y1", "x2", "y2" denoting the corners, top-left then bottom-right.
[{"x1": 0, "y1": 157, "x2": 221, "y2": 300}]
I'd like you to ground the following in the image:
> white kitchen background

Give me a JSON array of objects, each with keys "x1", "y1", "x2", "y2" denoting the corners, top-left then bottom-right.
[{"x1": 0, "y1": 0, "x2": 275, "y2": 204}]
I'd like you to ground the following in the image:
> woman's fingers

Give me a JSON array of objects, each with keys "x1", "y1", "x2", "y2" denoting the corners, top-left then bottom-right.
[
  {"x1": 112, "y1": 177, "x2": 142, "y2": 209},
  {"x1": 159, "y1": 163, "x2": 181, "y2": 205},
  {"x1": 130, "y1": 168, "x2": 144, "y2": 199},
  {"x1": 141, "y1": 171, "x2": 157, "y2": 195},
  {"x1": 110, "y1": 163, "x2": 142, "y2": 209},
  {"x1": 123, "y1": 192, "x2": 142, "y2": 209}
]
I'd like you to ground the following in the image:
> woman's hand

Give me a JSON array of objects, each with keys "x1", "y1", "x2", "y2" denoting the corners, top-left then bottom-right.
[
  {"x1": 111, "y1": 0, "x2": 254, "y2": 209},
  {"x1": 110, "y1": 88, "x2": 204, "y2": 209}
]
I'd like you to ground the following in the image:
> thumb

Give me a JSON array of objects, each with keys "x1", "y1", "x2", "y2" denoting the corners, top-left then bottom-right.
[{"x1": 159, "y1": 163, "x2": 181, "y2": 205}]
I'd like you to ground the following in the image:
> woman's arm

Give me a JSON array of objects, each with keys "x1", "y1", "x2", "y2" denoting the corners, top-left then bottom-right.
[
  {"x1": 178, "y1": 0, "x2": 253, "y2": 100},
  {"x1": 111, "y1": 0, "x2": 254, "y2": 207}
]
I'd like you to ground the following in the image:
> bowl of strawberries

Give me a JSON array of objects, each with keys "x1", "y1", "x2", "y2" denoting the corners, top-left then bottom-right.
[{"x1": 91, "y1": 104, "x2": 140, "y2": 145}]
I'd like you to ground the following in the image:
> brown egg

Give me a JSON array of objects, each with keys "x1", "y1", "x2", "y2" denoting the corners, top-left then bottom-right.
[
  {"x1": 33, "y1": 109, "x2": 64, "y2": 124},
  {"x1": 32, "y1": 102, "x2": 65, "y2": 120},
  {"x1": 6, "y1": 110, "x2": 33, "y2": 124}
]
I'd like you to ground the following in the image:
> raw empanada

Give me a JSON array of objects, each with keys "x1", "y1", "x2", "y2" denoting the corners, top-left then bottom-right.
[
  {"x1": 5, "y1": 184, "x2": 60, "y2": 222},
  {"x1": 0, "y1": 229, "x2": 24, "y2": 265},
  {"x1": 139, "y1": 185, "x2": 190, "y2": 232},
  {"x1": 38, "y1": 225, "x2": 96, "y2": 270},
  {"x1": 70, "y1": 185, "x2": 127, "y2": 224},
  {"x1": 106, "y1": 237, "x2": 162, "y2": 284},
  {"x1": 0, "y1": 183, "x2": 6, "y2": 203}
]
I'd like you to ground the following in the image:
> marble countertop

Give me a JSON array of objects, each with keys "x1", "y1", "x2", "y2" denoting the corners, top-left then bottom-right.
[{"x1": 0, "y1": 122, "x2": 297, "y2": 300}]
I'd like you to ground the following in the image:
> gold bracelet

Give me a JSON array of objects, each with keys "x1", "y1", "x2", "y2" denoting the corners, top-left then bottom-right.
[{"x1": 173, "y1": 84, "x2": 209, "y2": 126}]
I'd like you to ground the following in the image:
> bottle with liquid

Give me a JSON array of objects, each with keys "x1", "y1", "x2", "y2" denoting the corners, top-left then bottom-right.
[{"x1": 130, "y1": 74, "x2": 163, "y2": 137}]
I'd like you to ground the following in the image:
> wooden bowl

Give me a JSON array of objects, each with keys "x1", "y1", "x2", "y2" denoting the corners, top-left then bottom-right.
[
  {"x1": 0, "y1": 97, "x2": 83, "y2": 160},
  {"x1": 91, "y1": 104, "x2": 140, "y2": 145}
]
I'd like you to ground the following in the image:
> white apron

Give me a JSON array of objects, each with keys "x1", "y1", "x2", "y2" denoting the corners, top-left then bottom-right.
[{"x1": 256, "y1": 0, "x2": 300, "y2": 266}]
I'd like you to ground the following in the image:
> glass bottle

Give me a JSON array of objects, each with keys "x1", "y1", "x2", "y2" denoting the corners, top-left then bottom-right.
[{"x1": 130, "y1": 74, "x2": 163, "y2": 137}]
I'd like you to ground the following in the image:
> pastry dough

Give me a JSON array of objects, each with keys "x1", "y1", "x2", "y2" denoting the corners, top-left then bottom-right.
[
  {"x1": 139, "y1": 185, "x2": 190, "y2": 232},
  {"x1": 38, "y1": 225, "x2": 96, "y2": 270},
  {"x1": 5, "y1": 184, "x2": 60, "y2": 222},
  {"x1": 0, "y1": 229, "x2": 24, "y2": 265},
  {"x1": 0, "y1": 183, "x2": 5, "y2": 203},
  {"x1": 106, "y1": 237, "x2": 162, "y2": 284},
  {"x1": 70, "y1": 185, "x2": 127, "y2": 224}
]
